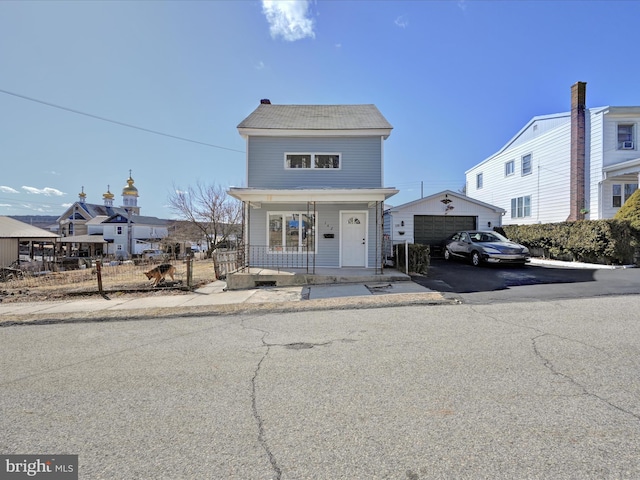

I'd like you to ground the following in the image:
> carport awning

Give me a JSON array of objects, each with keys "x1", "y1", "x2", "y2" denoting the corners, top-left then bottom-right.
[{"x1": 57, "y1": 235, "x2": 107, "y2": 244}]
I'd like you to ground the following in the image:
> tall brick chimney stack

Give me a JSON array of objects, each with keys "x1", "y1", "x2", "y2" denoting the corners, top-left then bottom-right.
[{"x1": 568, "y1": 81, "x2": 587, "y2": 221}]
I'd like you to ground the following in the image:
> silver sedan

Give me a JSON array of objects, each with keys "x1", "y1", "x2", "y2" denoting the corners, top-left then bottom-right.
[{"x1": 444, "y1": 230, "x2": 530, "y2": 266}]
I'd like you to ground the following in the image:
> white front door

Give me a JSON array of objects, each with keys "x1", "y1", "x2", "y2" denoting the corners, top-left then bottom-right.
[{"x1": 341, "y1": 211, "x2": 367, "y2": 267}]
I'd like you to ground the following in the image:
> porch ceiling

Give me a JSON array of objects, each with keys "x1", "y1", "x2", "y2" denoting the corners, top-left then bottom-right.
[{"x1": 228, "y1": 187, "x2": 399, "y2": 206}]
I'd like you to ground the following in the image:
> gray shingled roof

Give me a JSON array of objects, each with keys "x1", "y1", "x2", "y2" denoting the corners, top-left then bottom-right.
[{"x1": 237, "y1": 104, "x2": 392, "y2": 130}]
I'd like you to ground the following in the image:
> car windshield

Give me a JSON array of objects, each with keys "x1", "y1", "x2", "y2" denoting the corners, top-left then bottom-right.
[{"x1": 469, "y1": 232, "x2": 508, "y2": 243}]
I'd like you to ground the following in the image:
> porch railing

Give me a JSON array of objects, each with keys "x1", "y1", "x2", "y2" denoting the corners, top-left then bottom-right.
[{"x1": 238, "y1": 245, "x2": 315, "y2": 273}]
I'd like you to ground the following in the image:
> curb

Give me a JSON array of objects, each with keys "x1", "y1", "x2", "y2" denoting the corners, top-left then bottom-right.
[{"x1": 0, "y1": 292, "x2": 455, "y2": 327}]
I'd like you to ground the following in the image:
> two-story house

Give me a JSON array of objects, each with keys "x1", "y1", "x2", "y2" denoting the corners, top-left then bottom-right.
[
  {"x1": 228, "y1": 101, "x2": 398, "y2": 271},
  {"x1": 465, "y1": 82, "x2": 640, "y2": 225}
]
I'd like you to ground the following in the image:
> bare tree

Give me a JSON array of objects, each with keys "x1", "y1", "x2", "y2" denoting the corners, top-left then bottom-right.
[{"x1": 167, "y1": 182, "x2": 242, "y2": 258}]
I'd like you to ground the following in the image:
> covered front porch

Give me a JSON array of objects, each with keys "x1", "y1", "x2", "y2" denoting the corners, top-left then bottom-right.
[{"x1": 228, "y1": 187, "x2": 398, "y2": 278}]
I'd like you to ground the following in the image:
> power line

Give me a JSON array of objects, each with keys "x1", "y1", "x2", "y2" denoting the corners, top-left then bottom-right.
[{"x1": 0, "y1": 88, "x2": 245, "y2": 154}]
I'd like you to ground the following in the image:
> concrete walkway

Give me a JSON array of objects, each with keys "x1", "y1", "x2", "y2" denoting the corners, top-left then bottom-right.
[
  {"x1": 2, "y1": 257, "x2": 628, "y2": 325},
  {"x1": 0, "y1": 280, "x2": 452, "y2": 325}
]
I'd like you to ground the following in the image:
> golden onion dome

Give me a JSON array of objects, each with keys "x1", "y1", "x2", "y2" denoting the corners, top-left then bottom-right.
[
  {"x1": 78, "y1": 187, "x2": 87, "y2": 199},
  {"x1": 122, "y1": 176, "x2": 139, "y2": 197},
  {"x1": 103, "y1": 186, "x2": 115, "y2": 200}
]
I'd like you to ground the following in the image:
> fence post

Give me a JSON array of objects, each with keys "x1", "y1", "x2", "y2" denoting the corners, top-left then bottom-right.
[
  {"x1": 96, "y1": 260, "x2": 103, "y2": 294},
  {"x1": 405, "y1": 240, "x2": 409, "y2": 274},
  {"x1": 186, "y1": 254, "x2": 193, "y2": 289}
]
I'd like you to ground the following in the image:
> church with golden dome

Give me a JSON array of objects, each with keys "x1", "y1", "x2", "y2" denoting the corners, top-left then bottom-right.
[{"x1": 56, "y1": 172, "x2": 168, "y2": 258}]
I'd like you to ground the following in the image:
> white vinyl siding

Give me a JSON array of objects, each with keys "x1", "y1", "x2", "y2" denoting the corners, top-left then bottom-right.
[{"x1": 466, "y1": 121, "x2": 571, "y2": 225}]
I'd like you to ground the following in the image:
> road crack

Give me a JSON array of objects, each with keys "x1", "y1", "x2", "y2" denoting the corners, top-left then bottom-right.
[
  {"x1": 532, "y1": 334, "x2": 640, "y2": 422},
  {"x1": 251, "y1": 335, "x2": 282, "y2": 480}
]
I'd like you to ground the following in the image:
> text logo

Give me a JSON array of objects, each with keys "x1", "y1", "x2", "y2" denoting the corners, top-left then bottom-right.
[{"x1": 1, "y1": 455, "x2": 77, "y2": 479}]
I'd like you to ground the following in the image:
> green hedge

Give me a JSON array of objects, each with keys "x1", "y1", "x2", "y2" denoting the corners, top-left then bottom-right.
[
  {"x1": 394, "y1": 243, "x2": 430, "y2": 274},
  {"x1": 496, "y1": 220, "x2": 640, "y2": 265}
]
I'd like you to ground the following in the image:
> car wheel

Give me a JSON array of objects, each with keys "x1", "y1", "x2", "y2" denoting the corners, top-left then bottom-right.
[
  {"x1": 443, "y1": 248, "x2": 451, "y2": 261},
  {"x1": 471, "y1": 251, "x2": 482, "y2": 267}
]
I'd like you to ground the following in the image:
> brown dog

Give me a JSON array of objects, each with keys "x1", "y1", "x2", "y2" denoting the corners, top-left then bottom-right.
[{"x1": 144, "y1": 263, "x2": 176, "y2": 286}]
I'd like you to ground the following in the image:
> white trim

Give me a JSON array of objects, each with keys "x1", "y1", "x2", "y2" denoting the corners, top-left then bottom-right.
[
  {"x1": 339, "y1": 210, "x2": 368, "y2": 268},
  {"x1": 238, "y1": 128, "x2": 392, "y2": 139},
  {"x1": 229, "y1": 187, "x2": 398, "y2": 204},
  {"x1": 381, "y1": 136, "x2": 385, "y2": 185}
]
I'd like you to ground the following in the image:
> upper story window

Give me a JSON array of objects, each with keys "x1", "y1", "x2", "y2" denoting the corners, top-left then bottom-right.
[
  {"x1": 522, "y1": 154, "x2": 532, "y2": 176},
  {"x1": 505, "y1": 160, "x2": 515, "y2": 177},
  {"x1": 285, "y1": 153, "x2": 341, "y2": 169},
  {"x1": 117, "y1": 226, "x2": 123, "y2": 235},
  {"x1": 476, "y1": 173, "x2": 483, "y2": 189},
  {"x1": 617, "y1": 124, "x2": 635, "y2": 150}
]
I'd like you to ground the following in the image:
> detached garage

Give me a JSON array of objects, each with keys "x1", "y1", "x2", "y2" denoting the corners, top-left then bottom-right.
[{"x1": 384, "y1": 190, "x2": 505, "y2": 256}]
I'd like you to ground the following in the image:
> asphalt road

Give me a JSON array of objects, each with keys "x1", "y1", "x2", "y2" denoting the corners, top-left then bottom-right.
[
  {"x1": 2, "y1": 296, "x2": 640, "y2": 479},
  {"x1": 412, "y1": 258, "x2": 640, "y2": 304}
]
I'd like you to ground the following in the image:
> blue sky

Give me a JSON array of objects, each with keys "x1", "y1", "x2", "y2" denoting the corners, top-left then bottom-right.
[{"x1": 2, "y1": 0, "x2": 640, "y2": 219}]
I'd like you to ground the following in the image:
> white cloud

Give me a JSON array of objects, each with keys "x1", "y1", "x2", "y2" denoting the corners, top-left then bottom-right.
[
  {"x1": 22, "y1": 186, "x2": 66, "y2": 196},
  {"x1": 395, "y1": 15, "x2": 409, "y2": 28},
  {"x1": 0, "y1": 203, "x2": 12, "y2": 207},
  {"x1": 262, "y1": 0, "x2": 315, "y2": 41},
  {"x1": 256, "y1": 60, "x2": 265, "y2": 70},
  {"x1": 0, "y1": 186, "x2": 19, "y2": 194}
]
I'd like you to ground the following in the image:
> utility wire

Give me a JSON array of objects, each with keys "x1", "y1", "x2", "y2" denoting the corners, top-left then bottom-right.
[{"x1": 0, "y1": 88, "x2": 245, "y2": 154}]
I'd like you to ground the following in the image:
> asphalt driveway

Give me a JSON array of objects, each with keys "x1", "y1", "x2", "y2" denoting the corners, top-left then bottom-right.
[{"x1": 412, "y1": 258, "x2": 640, "y2": 303}]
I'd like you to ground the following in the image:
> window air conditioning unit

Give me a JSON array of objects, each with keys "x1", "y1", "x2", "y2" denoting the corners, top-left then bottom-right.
[{"x1": 622, "y1": 141, "x2": 634, "y2": 149}]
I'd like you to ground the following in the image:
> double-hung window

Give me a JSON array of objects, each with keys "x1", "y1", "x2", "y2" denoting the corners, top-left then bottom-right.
[
  {"x1": 117, "y1": 226, "x2": 123, "y2": 235},
  {"x1": 618, "y1": 124, "x2": 635, "y2": 150},
  {"x1": 476, "y1": 173, "x2": 483, "y2": 189},
  {"x1": 613, "y1": 183, "x2": 639, "y2": 207},
  {"x1": 286, "y1": 153, "x2": 340, "y2": 169},
  {"x1": 268, "y1": 212, "x2": 316, "y2": 253},
  {"x1": 505, "y1": 160, "x2": 515, "y2": 177},
  {"x1": 521, "y1": 154, "x2": 532, "y2": 176},
  {"x1": 511, "y1": 196, "x2": 531, "y2": 218}
]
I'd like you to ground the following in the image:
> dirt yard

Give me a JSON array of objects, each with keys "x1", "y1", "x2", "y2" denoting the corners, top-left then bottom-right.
[{"x1": 0, "y1": 258, "x2": 217, "y2": 304}]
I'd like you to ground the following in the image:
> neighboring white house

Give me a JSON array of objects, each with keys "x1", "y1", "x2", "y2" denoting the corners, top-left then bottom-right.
[
  {"x1": 384, "y1": 190, "x2": 505, "y2": 254},
  {"x1": 465, "y1": 82, "x2": 640, "y2": 225},
  {"x1": 100, "y1": 213, "x2": 168, "y2": 258},
  {"x1": 229, "y1": 100, "x2": 398, "y2": 271}
]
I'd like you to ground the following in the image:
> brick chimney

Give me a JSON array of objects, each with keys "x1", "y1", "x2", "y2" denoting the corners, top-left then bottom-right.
[{"x1": 568, "y1": 81, "x2": 587, "y2": 221}]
